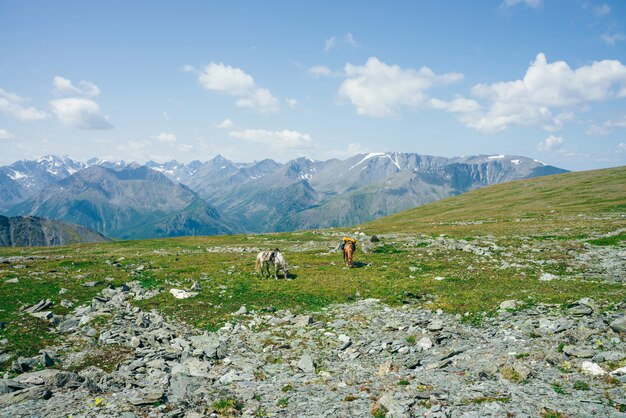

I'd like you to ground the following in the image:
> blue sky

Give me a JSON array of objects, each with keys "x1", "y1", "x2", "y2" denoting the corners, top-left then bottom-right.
[{"x1": 1, "y1": 0, "x2": 625, "y2": 170}]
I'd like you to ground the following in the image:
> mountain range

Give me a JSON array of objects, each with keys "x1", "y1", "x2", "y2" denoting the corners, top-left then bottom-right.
[{"x1": 0, "y1": 152, "x2": 568, "y2": 239}]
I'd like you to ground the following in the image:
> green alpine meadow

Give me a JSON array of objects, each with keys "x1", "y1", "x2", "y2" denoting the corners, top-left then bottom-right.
[{"x1": 1, "y1": 166, "x2": 624, "y2": 365}]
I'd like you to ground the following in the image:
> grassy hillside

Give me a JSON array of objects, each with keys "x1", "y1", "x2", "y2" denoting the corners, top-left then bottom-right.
[
  {"x1": 362, "y1": 165, "x2": 626, "y2": 237},
  {"x1": 1, "y1": 166, "x2": 624, "y2": 370}
]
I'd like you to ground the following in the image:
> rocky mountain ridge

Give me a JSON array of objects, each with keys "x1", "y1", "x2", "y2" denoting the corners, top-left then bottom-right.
[
  {"x1": 0, "y1": 153, "x2": 568, "y2": 236},
  {"x1": 7, "y1": 166, "x2": 234, "y2": 240},
  {"x1": 0, "y1": 215, "x2": 109, "y2": 247}
]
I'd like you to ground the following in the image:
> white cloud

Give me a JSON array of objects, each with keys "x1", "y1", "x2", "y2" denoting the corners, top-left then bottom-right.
[
  {"x1": 440, "y1": 53, "x2": 626, "y2": 133},
  {"x1": 185, "y1": 62, "x2": 279, "y2": 113},
  {"x1": 0, "y1": 88, "x2": 49, "y2": 121},
  {"x1": 153, "y1": 132, "x2": 177, "y2": 143},
  {"x1": 324, "y1": 36, "x2": 336, "y2": 51},
  {"x1": 50, "y1": 98, "x2": 113, "y2": 130},
  {"x1": 339, "y1": 57, "x2": 464, "y2": 117},
  {"x1": 309, "y1": 65, "x2": 335, "y2": 78},
  {"x1": 587, "y1": 115, "x2": 626, "y2": 136},
  {"x1": 0, "y1": 128, "x2": 15, "y2": 140},
  {"x1": 215, "y1": 118, "x2": 235, "y2": 129},
  {"x1": 601, "y1": 32, "x2": 625, "y2": 45},
  {"x1": 53, "y1": 76, "x2": 100, "y2": 97},
  {"x1": 430, "y1": 97, "x2": 482, "y2": 113},
  {"x1": 501, "y1": 0, "x2": 542, "y2": 8},
  {"x1": 618, "y1": 142, "x2": 626, "y2": 152},
  {"x1": 325, "y1": 33, "x2": 361, "y2": 51},
  {"x1": 537, "y1": 135, "x2": 564, "y2": 152},
  {"x1": 594, "y1": 4, "x2": 611, "y2": 16},
  {"x1": 235, "y1": 88, "x2": 279, "y2": 113},
  {"x1": 345, "y1": 32, "x2": 360, "y2": 48},
  {"x1": 285, "y1": 98, "x2": 299, "y2": 108},
  {"x1": 229, "y1": 128, "x2": 313, "y2": 150},
  {"x1": 163, "y1": 112, "x2": 170, "y2": 120}
]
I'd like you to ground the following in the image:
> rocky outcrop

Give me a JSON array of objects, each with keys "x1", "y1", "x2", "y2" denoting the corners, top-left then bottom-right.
[
  {"x1": 0, "y1": 215, "x2": 109, "y2": 247},
  {"x1": 2, "y1": 282, "x2": 626, "y2": 417}
]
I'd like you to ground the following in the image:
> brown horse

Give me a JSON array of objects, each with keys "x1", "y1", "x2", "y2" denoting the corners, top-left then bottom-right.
[{"x1": 342, "y1": 240, "x2": 355, "y2": 267}]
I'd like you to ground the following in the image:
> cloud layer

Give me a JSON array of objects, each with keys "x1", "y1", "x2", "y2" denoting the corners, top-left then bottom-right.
[
  {"x1": 186, "y1": 62, "x2": 279, "y2": 113},
  {"x1": 339, "y1": 57, "x2": 463, "y2": 117},
  {"x1": 53, "y1": 76, "x2": 101, "y2": 97},
  {"x1": 0, "y1": 88, "x2": 49, "y2": 121},
  {"x1": 436, "y1": 53, "x2": 626, "y2": 133},
  {"x1": 50, "y1": 98, "x2": 113, "y2": 130},
  {"x1": 228, "y1": 128, "x2": 312, "y2": 150},
  {"x1": 0, "y1": 128, "x2": 15, "y2": 140}
]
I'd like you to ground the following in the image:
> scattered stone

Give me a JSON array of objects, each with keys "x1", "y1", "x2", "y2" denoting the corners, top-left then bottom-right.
[
  {"x1": 82, "y1": 281, "x2": 99, "y2": 287},
  {"x1": 169, "y1": 289, "x2": 198, "y2": 299},
  {"x1": 427, "y1": 319, "x2": 444, "y2": 331},
  {"x1": 0, "y1": 386, "x2": 51, "y2": 406},
  {"x1": 2, "y1": 276, "x2": 625, "y2": 417},
  {"x1": 234, "y1": 305, "x2": 247, "y2": 315},
  {"x1": 581, "y1": 361, "x2": 605, "y2": 376},
  {"x1": 563, "y1": 345, "x2": 595, "y2": 358},
  {"x1": 297, "y1": 353, "x2": 315, "y2": 374},
  {"x1": 41, "y1": 351, "x2": 55, "y2": 367},
  {"x1": 610, "y1": 317, "x2": 626, "y2": 334},
  {"x1": 24, "y1": 299, "x2": 52, "y2": 313},
  {"x1": 499, "y1": 300, "x2": 523, "y2": 310},
  {"x1": 539, "y1": 272, "x2": 558, "y2": 281},
  {"x1": 127, "y1": 388, "x2": 164, "y2": 406},
  {"x1": 293, "y1": 315, "x2": 313, "y2": 327}
]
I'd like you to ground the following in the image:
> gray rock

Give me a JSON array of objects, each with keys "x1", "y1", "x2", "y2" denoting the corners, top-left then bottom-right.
[
  {"x1": 379, "y1": 391, "x2": 414, "y2": 418},
  {"x1": 58, "y1": 317, "x2": 80, "y2": 333},
  {"x1": 41, "y1": 351, "x2": 55, "y2": 367},
  {"x1": 610, "y1": 317, "x2": 626, "y2": 333},
  {"x1": 499, "y1": 300, "x2": 523, "y2": 310},
  {"x1": 427, "y1": 320, "x2": 444, "y2": 331},
  {"x1": 563, "y1": 345, "x2": 595, "y2": 358},
  {"x1": 24, "y1": 299, "x2": 52, "y2": 313},
  {"x1": 293, "y1": 315, "x2": 313, "y2": 327},
  {"x1": 127, "y1": 388, "x2": 164, "y2": 406},
  {"x1": 189, "y1": 333, "x2": 225, "y2": 359},
  {"x1": 297, "y1": 353, "x2": 315, "y2": 374}
]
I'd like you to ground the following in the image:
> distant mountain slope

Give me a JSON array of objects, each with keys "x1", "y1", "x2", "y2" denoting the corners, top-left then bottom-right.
[
  {"x1": 0, "y1": 215, "x2": 109, "y2": 247},
  {"x1": 0, "y1": 152, "x2": 568, "y2": 235},
  {"x1": 213, "y1": 153, "x2": 567, "y2": 232},
  {"x1": 9, "y1": 166, "x2": 234, "y2": 239},
  {"x1": 362, "y1": 165, "x2": 626, "y2": 234},
  {"x1": 0, "y1": 172, "x2": 27, "y2": 213},
  {"x1": 0, "y1": 155, "x2": 86, "y2": 194}
]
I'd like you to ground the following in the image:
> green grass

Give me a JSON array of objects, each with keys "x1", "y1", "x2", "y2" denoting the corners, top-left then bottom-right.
[
  {"x1": 0, "y1": 166, "x2": 624, "y2": 371},
  {"x1": 587, "y1": 231, "x2": 626, "y2": 246}
]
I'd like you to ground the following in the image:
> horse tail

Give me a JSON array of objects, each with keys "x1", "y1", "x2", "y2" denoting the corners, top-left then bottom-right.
[{"x1": 255, "y1": 258, "x2": 261, "y2": 271}]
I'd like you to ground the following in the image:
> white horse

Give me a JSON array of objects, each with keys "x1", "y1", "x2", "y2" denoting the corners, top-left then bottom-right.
[{"x1": 255, "y1": 248, "x2": 289, "y2": 280}]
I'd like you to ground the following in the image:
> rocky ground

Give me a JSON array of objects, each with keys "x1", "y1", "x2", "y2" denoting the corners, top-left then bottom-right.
[{"x1": 2, "y1": 279, "x2": 626, "y2": 417}]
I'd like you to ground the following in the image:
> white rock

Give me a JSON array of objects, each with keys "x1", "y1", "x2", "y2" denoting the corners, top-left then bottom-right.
[
  {"x1": 417, "y1": 337, "x2": 433, "y2": 350},
  {"x1": 610, "y1": 366, "x2": 626, "y2": 376},
  {"x1": 434, "y1": 276, "x2": 445, "y2": 281},
  {"x1": 581, "y1": 361, "x2": 605, "y2": 376},
  {"x1": 539, "y1": 273, "x2": 558, "y2": 281},
  {"x1": 169, "y1": 289, "x2": 198, "y2": 299}
]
